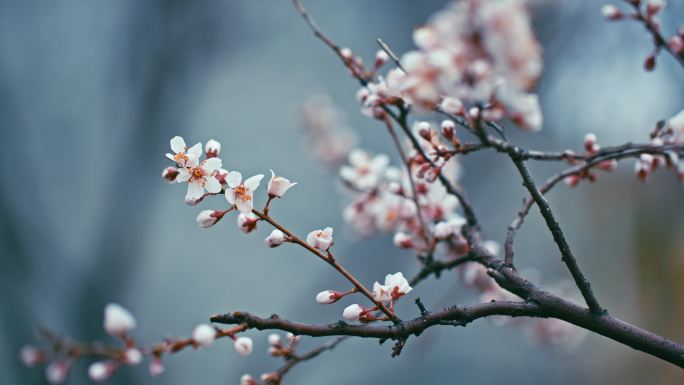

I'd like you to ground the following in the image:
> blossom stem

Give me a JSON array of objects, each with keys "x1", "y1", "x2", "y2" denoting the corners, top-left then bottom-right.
[{"x1": 251, "y1": 208, "x2": 399, "y2": 322}]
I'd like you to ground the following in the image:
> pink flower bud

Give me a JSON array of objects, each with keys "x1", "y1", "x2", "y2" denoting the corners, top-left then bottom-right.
[
  {"x1": 564, "y1": 175, "x2": 581, "y2": 187},
  {"x1": 374, "y1": 50, "x2": 389, "y2": 68},
  {"x1": 261, "y1": 372, "x2": 280, "y2": 383},
  {"x1": 393, "y1": 232, "x2": 414, "y2": 249},
  {"x1": 268, "y1": 333, "x2": 281, "y2": 346},
  {"x1": 265, "y1": 229, "x2": 285, "y2": 247},
  {"x1": 601, "y1": 4, "x2": 623, "y2": 20},
  {"x1": 240, "y1": 374, "x2": 255, "y2": 385},
  {"x1": 192, "y1": 324, "x2": 216, "y2": 347},
  {"x1": 234, "y1": 336, "x2": 253, "y2": 356},
  {"x1": 161, "y1": 167, "x2": 179, "y2": 183},
  {"x1": 45, "y1": 360, "x2": 70, "y2": 385},
  {"x1": 441, "y1": 120, "x2": 456, "y2": 141},
  {"x1": 646, "y1": 0, "x2": 666, "y2": 16},
  {"x1": 267, "y1": 169, "x2": 297, "y2": 198},
  {"x1": 149, "y1": 357, "x2": 164, "y2": 377},
  {"x1": 286, "y1": 332, "x2": 300, "y2": 344},
  {"x1": 668, "y1": 35, "x2": 684, "y2": 54},
  {"x1": 439, "y1": 97, "x2": 464, "y2": 116},
  {"x1": 123, "y1": 348, "x2": 143, "y2": 365},
  {"x1": 19, "y1": 345, "x2": 44, "y2": 367},
  {"x1": 88, "y1": 361, "x2": 116, "y2": 383},
  {"x1": 205, "y1": 139, "x2": 221, "y2": 158},
  {"x1": 342, "y1": 304, "x2": 365, "y2": 321},
  {"x1": 340, "y1": 47, "x2": 353, "y2": 62},
  {"x1": 644, "y1": 54, "x2": 657, "y2": 71},
  {"x1": 196, "y1": 210, "x2": 224, "y2": 228},
  {"x1": 583, "y1": 133, "x2": 599, "y2": 153},
  {"x1": 237, "y1": 213, "x2": 259, "y2": 234},
  {"x1": 417, "y1": 121, "x2": 432, "y2": 141},
  {"x1": 306, "y1": 227, "x2": 334, "y2": 251},
  {"x1": 103, "y1": 303, "x2": 136, "y2": 338},
  {"x1": 315, "y1": 290, "x2": 344, "y2": 304}
]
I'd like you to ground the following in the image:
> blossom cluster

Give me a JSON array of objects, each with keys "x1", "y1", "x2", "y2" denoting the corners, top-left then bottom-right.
[
  {"x1": 20, "y1": 303, "x2": 253, "y2": 384},
  {"x1": 639, "y1": 108, "x2": 684, "y2": 181},
  {"x1": 357, "y1": 0, "x2": 544, "y2": 131},
  {"x1": 602, "y1": 0, "x2": 683, "y2": 71}
]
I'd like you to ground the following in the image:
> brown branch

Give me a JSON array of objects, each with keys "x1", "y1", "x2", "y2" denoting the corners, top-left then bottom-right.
[{"x1": 251, "y1": 209, "x2": 398, "y2": 322}]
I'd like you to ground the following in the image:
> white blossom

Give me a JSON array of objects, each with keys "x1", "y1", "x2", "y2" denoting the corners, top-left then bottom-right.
[
  {"x1": 103, "y1": 303, "x2": 136, "y2": 338},
  {"x1": 315, "y1": 290, "x2": 337, "y2": 304},
  {"x1": 177, "y1": 157, "x2": 223, "y2": 201},
  {"x1": 19, "y1": 345, "x2": 43, "y2": 367},
  {"x1": 226, "y1": 172, "x2": 264, "y2": 213},
  {"x1": 237, "y1": 212, "x2": 259, "y2": 234},
  {"x1": 149, "y1": 358, "x2": 164, "y2": 377},
  {"x1": 340, "y1": 150, "x2": 390, "y2": 190},
  {"x1": 123, "y1": 348, "x2": 142, "y2": 366},
  {"x1": 393, "y1": 232, "x2": 414, "y2": 249},
  {"x1": 373, "y1": 272, "x2": 412, "y2": 302},
  {"x1": 267, "y1": 169, "x2": 297, "y2": 198},
  {"x1": 88, "y1": 361, "x2": 114, "y2": 383},
  {"x1": 166, "y1": 136, "x2": 202, "y2": 168},
  {"x1": 196, "y1": 210, "x2": 223, "y2": 228},
  {"x1": 342, "y1": 304, "x2": 364, "y2": 321},
  {"x1": 265, "y1": 229, "x2": 285, "y2": 247},
  {"x1": 268, "y1": 334, "x2": 281, "y2": 346},
  {"x1": 205, "y1": 139, "x2": 221, "y2": 158},
  {"x1": 306, "y1": 227, "x2": 334, "y2": 251},
  {"x1": 192, "y1": 324, "x2": 216, "y2": 347},
  {"x1": 240, "y1": 374, "x2": 255, "y2": 385},
  {"x1": 234, "y1": 336, "x2": 253, "y2": 356},
  {"x1": 45, "y1": 360, "x2": 69, "y2": 385}
]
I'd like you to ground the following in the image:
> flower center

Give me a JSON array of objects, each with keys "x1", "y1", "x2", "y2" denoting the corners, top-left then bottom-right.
[
  {"x1": 174, "y1": 152, "x2": 189, "y2": 163},
  {"x1": 234, "y1": 185, "x2": 251, "y2": 201},
  {"x1": 191, "y1": 167, "x2": 205, "y2": 179}
]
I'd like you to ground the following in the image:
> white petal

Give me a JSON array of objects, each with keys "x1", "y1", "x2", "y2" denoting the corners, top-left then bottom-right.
[
  {"x1": 227, "y1": 171, "x2": 242, "y2": 188},
  {"x1": 323, "y1": 227, "x2": 333, "y2": 237},
  {"x1": 225, "y1": 189, "x2": 235, "y2": 204},
  {"x1": 203, "y1": 157, "x2": 222, "y2": 173},
  {"x1": 176, "y1": 169, "x2": 191, "y2": 183},
  {"x1": 236, "y1": 198, "x2": 253, "y2": 213},
  {"x1": 187, "y1": 143, "x2": 202, "y2": 159},
  {"x1": 205, "y1": 177, "x2": 221, "y2": 194},
  {"x1": 186, "y1": 154, "x2": 199, "y2": 168},
  {"x1": 186, "y1": 182, "x2": 205, "y2": 200},
  {"x1": 244, "y1": 174, "x2": 264, "y2": 191},
  {"x1": 268, "y1": 169, "x2": 276, "y2": 190},
  {"x1": 170, "y1": 136, "x2": 186, "y2": 153}
]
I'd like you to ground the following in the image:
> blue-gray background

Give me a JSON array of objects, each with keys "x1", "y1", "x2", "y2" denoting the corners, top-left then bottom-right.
[{"x1": 1, "y1": 0, "x2": 684, "y2": 384}]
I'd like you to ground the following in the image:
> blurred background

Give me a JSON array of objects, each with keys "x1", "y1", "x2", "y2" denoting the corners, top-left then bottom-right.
[{"x1": 1, "y1": 0, "x2": 683, "y2": 384}]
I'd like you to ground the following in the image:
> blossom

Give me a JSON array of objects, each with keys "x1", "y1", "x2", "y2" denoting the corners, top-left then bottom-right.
[
  {"x1": 225, "y1": 172, "x2": 264, "y2": 213},
  {"x1": 123, "y1": 348, "x2": 142, "y2": 366},
  {"x1": 192, "y1": 324, "x2": 216, "y2": 347},
  {"x1": 177, "y1": 157, "x2": 223, "y2": 201},
  {"x1": 601, "y1": 4, "x2": 623, "y2": 20},
  {"x1": 19, "y1": 345, "x2": 44, "y2": 367},
  {"x1": 161, "y1": 167, "x2": 179, "y2": 183},
  {"x1": 300, "y1": 94, "x2": 358, "y2": 168},
  {"x1": 166, "y1": 136, "x2": 201, "y2": 168},
  {"x1": 88, "y1": 361, "x2": 115, "y2": 382},
  {"x1": 340, "y1": 150, "x2": 390, "y2": 190},
  {"x1": 268, "y1": 333, "x2": 281, "y2": 346},
  {"x1": 265, "y1": 229, "x2": 285, "y2": 247},
  {"x1": 315, "y1": 290, "x2": 343, "y2": 304},
  {"x1": 433, "y1": 217, "x2": 466, "y2": 240},
  {"x1": 393, "y1": 232, "x2": 414, "y2": 249},
  {"x1": 306, "y1": 227, "x2": 334, "y2": 251},
  {"x1": 149, "y1": 358, "x2": 164, "y2": 377},
  {"x1": 342, "y1": 304, "x2": 365, "y2": 321},
  {"x1": 267, "y1": 169, "x2": 297, "y2": 198},
  {"x1": 240, "y1": 374, "x2": 255, "y2": 385},
  {"x1": 237, "y1": 213, "x2": 259, "y2": 233},
  {"x1": 103, "y1": 303, "x2": 136, "y2": 338},
  {"x1": 205, "y1": 139, "x2": 221, "y2": 158},
  {"x1": 646, "y1": 0, "x2": 666, "y2": 17},
  {"x1": 373, "y1": 272, "x2": 412, "y2": 302},
  {"x1": 286, "y1": 332, "x2": 300, "y2": 344},
  {"x1": 234, "y1": 336, "x2": 253, "y2": 356},
  {"x1": 439, "y1": 97, "x2": 464, "y2": 116},
  {"x1": 45, "y1": 360, "x2": 70, "y2": 384},
  {"x1": 196, "y1": 210, "x2": 225, "y2": 228},
  {"x1": 667, "y1": 109, "x2": 684, "y2": 143}
]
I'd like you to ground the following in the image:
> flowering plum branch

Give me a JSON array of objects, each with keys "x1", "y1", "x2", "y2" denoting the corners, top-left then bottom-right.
[{"x1": 21, "y1": 0, "x2": 684, "y2": 383}]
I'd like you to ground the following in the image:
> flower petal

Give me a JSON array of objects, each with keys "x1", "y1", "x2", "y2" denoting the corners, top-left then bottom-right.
[
  {"x1": 186, "y1": 182, "x2": 205, "y2": 200},
  {"x1": 205, "y1": 177, "x2": 221, "y2": 194},
  {"x1": 227, "y1": 171, "x2": 242, "y2": 188},
  {"x1": 176, "y1": 169, "x2": 191, "y2": 183},
  {"x1": 235, "y1": 198, "x2": 253, "y2": 213},
  {"x1": 203, "y1": 158, "x2": 222, "y2": 173},
  {"x1": 244, "y1": 174, "x2": 264, "y2": 191},
  {"x1": 225, "y1": 189, "x2": 235, "y2": 204},
  {"x1": 170, "y1": 136, "x2": 186, "y2": 153},
  {"x1": 187, "y1": 143, "x2": 202, "y2": 159}
]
